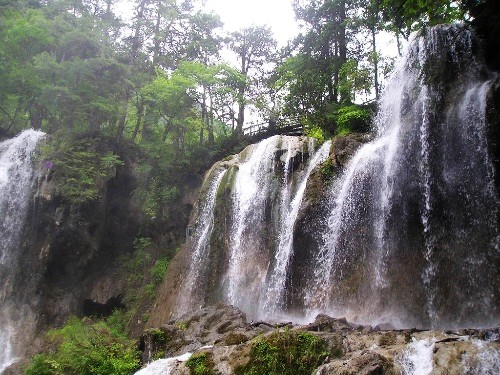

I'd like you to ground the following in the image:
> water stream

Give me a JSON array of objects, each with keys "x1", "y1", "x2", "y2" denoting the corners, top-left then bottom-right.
[{"x1": 0, "y1": 129, "x2": 44, "y2": 373}]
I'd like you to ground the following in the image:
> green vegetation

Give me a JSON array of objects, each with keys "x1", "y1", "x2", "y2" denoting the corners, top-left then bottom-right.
[
  {"x1": 186, "y1": 352, "x2": 216, "y2": 375},
  {"x1": 336, "y1": 105, "x2": 373, "y2": 136},
  {"x1": 118, "y1": 239, "x2": 177, "y2": 330},
  {"x1": 24, "y1": 315, "x2": 140, "y2": 375},
  {"x1": 39, "y1": 134, "x2": 123, "y2": 203},
  {"x1": 235, "y1": 329, "x2": 330, "y2": 375},
  {"x1": 320, "y1": 158, "x2": 335, "y2": 180}
]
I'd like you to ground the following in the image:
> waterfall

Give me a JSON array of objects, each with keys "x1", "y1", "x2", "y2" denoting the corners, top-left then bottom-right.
[
  {"x1": 134, "y1": 352, "x2": 192, "y2": 375},
  {"x1": 177, "y1": 166, "x2": 227, "y2": 313},
  {"x1": 398, "y1": 338, "x2": 435, "y2": 375},
  {"x1": 261, "y1": 140, "x2": 331, "y2": 317},
  {"x1": 304, "y1": 25, "x2": 499, "y2": 327},
  {"x1": 226, "y1": 136, "x2": 280, "y2": 309},
  {"x1": 156, "y1": 25, "x2": 499, "y2": 329},
  {"x1": 0, "y1": 129, "x2": 44, "y2": 372},
  {"x1": 171, "y1": 135, "x2": 331, "y2": 320}
]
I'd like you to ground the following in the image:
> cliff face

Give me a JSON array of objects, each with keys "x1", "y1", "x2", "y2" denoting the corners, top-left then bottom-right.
[
  {"x1": 19, "y1": 158, "x2": 140, "y2": 327},
  {"x1": 9, "y1": 138, "x2": 197, "y2": 366}
]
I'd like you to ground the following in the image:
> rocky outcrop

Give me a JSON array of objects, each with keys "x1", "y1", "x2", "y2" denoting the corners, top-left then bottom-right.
[
  {"x1": 17, "y1": 146, "x2": 139, "y2": 326},
  {"x1": 11, "y1": 137, "x2": 198, "y2": 367},
  {"x1": 138, "y1": 304, "x2": 500, "y2": 374}
]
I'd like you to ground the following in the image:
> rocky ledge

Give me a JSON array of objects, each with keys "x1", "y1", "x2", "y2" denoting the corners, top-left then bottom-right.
[{"x1": 137, "y1": 304, "x2": 500, "y2": 374}]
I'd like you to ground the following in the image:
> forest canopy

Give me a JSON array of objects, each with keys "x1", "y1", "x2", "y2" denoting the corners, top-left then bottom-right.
[{"x1": 0, "y1": 0, "x2": 480, "y2": 217}]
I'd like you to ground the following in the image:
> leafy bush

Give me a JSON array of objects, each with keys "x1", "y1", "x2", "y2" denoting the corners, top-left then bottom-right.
[
  {"x1": 235, "y1": 329, "x2": 329, "y2": 375},
  {"x1": 336, "y1": 105, "x2": 372, "y2": 136},
  {"x1": 305, "y1": 125, "x2": 325, "y2": 142},
  {"x1": 24, "y1": 317, "x2": 140, "y2": 375}
]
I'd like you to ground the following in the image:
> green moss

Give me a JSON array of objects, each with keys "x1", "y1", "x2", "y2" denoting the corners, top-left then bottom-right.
[
  {"x1": 186, "y1": 352, "x2": 216, "y2": 375},
  {"x1": 235, "y1": 329, "x2": 329, "y2": 375},
  {"x1": 217, "y1": 165, "x2": 237, "y2": 198},
  {"x1": 147, "y1": 328, "x2": 167, "y2": 344}
]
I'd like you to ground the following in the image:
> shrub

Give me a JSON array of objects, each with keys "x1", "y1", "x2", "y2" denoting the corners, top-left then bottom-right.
[
  {"x1": 24, "y1": 317, "x2": 140, "y2": 375},
  {"x1": 336, "y1": 105, "x2": 372, "y2": 136}
]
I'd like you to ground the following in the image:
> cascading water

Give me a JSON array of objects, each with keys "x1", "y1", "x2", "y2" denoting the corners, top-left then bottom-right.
[
  {"x1": 135, "y1": 352, "x2": 192, "y2": 375},
  {"x1": 156, "y1": 24, "x2": 499, "y2": 329},
  {"x1": 304, "y1": 24, "x2": 499, "y2": 327},
  {"x1": 225, "y1": 136, "x2": 280, "y2": 312},
  {"x1": 0, "y1": 129, "x2": 44, "y2": 373},
  {"x1": 177, "y1": 167, "x2": 227, "y2": 313},
  {"x1": 261, "y1": 140, "x2": 331, "y2": 317},
  {"x1": 398, "y1": 338, "x2": 436, "y2": 375},
  {"x1": 170, "y1": 135, "x2": 331, "y2": 320}
]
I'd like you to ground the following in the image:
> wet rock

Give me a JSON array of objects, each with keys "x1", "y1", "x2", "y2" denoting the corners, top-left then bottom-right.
[
  {"x1": 140, "y1": 303, "x2": 257, "y2": 360},
  {"x1": 315, "y1": 350, "x2": 396, "y2": 375},
  {"x1": 373, "y1": 322, "x2": 396, "y2": 332},
  {"x1": 303, "y1": 314, "x2": 355, "y2": 332},
  {"x1": 140, "y1": 304, "x2": 500, "y2": 374}
]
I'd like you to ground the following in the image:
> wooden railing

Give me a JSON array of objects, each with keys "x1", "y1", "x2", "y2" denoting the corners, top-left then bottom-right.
[{"x1": 243, "y1": 120, "x2": 304, "y2": 138}]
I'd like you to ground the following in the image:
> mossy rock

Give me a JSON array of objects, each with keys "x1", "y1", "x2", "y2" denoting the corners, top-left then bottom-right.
[
  {"x1": 186, "y1": 352, "x2": 217, "y2": 375},
  {"x1": 234, "y1": 329, "x2": 329, "y2": 375}
]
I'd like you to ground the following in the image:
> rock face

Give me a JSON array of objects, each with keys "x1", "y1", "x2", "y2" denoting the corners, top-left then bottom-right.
[
  {"x1": 9, "y1": 137, "x2": 197, "y2": 367},
  {"x1": 138, "y1": 304, "x2": 500, "y2": 375},
  {"x1": 17, "y1": 145, "x2": 140, "y2": 330}
]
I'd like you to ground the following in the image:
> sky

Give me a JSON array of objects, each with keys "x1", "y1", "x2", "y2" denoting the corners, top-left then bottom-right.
[
  {"x1": 116, "y1": 0, "x2": 300, "y2": 47},
  {"x1": 203, "y1": 0, "x2": 299, "y2": 46}
]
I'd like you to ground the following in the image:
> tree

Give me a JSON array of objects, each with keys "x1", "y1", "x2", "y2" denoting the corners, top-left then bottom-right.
[
  {"x1": 228, "y1": 26, "x2": 276, "y2": 134},
  {"x1": 379, "y1": 0, "x2": 463, "y2": 39}
]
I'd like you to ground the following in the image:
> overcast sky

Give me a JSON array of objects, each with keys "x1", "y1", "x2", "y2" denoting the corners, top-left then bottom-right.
[
  {"x1": 203, "y1": 0, "x2": 298, "y2": 46},
  {"x1": 116, "y1": 0, "x2": 299, "y2": 46}
]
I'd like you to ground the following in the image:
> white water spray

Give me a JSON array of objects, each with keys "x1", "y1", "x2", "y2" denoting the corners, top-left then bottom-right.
[{"x1": 0, "y1": 129, "x2": 44, "y2": 373}]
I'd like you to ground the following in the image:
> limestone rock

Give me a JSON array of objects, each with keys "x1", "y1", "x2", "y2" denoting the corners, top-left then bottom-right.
[{"x1": 315, "y1": 350, "x2": 396, "y2": 375}]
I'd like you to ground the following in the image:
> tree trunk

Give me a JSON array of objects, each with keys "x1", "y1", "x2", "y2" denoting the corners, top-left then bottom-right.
[
  {"x1": 131, "y1": 0, "x2": 148, "y2": 62},
  {"x1": 371, "y1": 27, "x2": 380, "y2": 99},
  {"x1": 132, "y1": 98, "x2": 144, "y2": 140},
  {"x1": 115, "y1": 97, "x2": 128, "y2": 138},
  {"x1": 208, "y1": 87, "x2": 214, "y2": 144},
  {"x1": 338, "y1": 0, "x2": 348, "y2": 103},
  {"x1": 28, "y1": 103, "x2": 43, "y2": 130},
  {"x1": 200, "y1": 86, "x2": 206, "y2": 146},
  {"x1": 152, "y1": 0, "x2": 162, "y2": 68},
  {"x1": 236, "y1": 99, "x2": 245, "y2": 134}
]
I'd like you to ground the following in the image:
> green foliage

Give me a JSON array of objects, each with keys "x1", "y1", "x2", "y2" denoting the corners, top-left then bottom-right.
[
  {"x1": 320, "y1": 158, "x2": 335, "y2": 180},
  {"x1": 176, "y1": 321, "x2": 188, "y2": 331},
  {"x1": 336, "y1": 105, "x2": 372, "y2": 136},
  {"x1": 305, "y1": 125, "x2": 325, "y2": 142},
  {"x1": 151, "y1": 257, "x2": 170, "y2": 285},
  {"x1": 379, "y1": 0, "x2": 463, "y2": 38},
  {"x1": 24, "y1": 317, "x2": 140, "y2": 375},
  {"x1": 186, "y1": 352, "x2": 216, "y2": 375},
  {"x1": 40, "y1": 134, "x2": 123, "y2": 203},
  {"x1": 235, "y1": 329, "x2": 329, "y2": 375}
]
